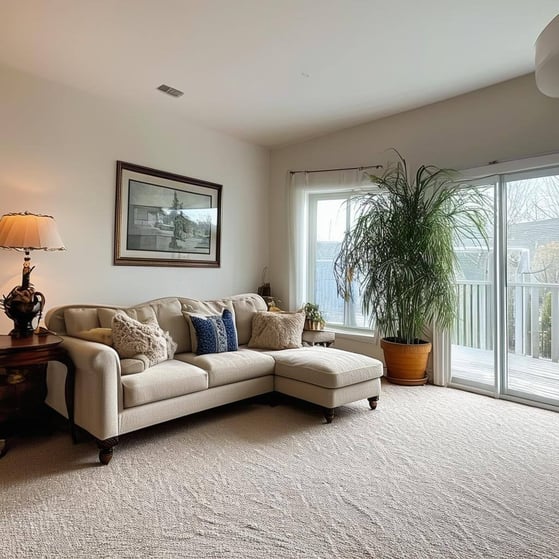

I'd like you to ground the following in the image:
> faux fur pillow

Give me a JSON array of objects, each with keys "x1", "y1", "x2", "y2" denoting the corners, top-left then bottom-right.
[
  {"x1": 111, "y1": 313, "x2": 169, "y2": 367},
  {"x1": 248, "y1": 311, "x2": 305, "y2": 350}
]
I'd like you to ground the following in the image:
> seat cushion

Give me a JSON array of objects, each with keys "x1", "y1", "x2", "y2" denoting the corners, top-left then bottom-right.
[
  {"x1": 121, "y1": 360, "x2": 208, "y2": 408},
  {"x1": 176, "y1": 348, "x2": 275, "y2": 387},
  {"x1": 272, "y1": 347, "x2": 384, "y2": 389}
]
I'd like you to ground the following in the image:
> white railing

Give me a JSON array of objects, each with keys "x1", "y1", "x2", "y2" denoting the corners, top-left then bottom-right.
[{"x1": 453, "y1": 281, "x2": 559, "y2": 362}]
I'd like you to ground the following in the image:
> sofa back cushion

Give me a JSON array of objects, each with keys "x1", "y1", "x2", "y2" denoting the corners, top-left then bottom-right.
[
  {"x1": 144, "y1": 299, "x2": 190, "y2": 354},
  {"x1": 46, "y1": 293, "x2": 268, "y2": 352},
  {"x1": 229, "y1": 293, "x2": 268, "y2": 345},
  {"x1": 64, "y1": 308, "x2": 100, "y2": 335}
]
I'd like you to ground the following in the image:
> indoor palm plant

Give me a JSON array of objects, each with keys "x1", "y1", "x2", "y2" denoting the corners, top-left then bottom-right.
[{"x1": 333, "y1": 151, "x2": 487, "y2": 385}]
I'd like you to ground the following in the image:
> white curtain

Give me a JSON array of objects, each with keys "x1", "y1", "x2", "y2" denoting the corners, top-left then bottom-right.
[{"x1": 286, "y1": 168, "x2": 371, "y2": 311}]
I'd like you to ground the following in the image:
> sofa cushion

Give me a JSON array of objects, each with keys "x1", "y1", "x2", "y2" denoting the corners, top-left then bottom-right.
[
  {"x1": 248, "y1": 311, "x2": 305, "y2": 350},
  {"x1": 120, "y1": 356, "x2": 150, "y2": 375},
  {"x1": 176, "y1": 348, "x2": 275, "y2": 388},
  {"x1": 64, "y1": 308, "x2": 100, "y2": 336},
  {"x1": 181, "y1": 298, "x2": 235, "y2": 352},
  {"x1": 98, "y1": 306, "x2": 157, "y2": 328},
  {"x1": 272, "y1": 347, "x2": 384, "y2": 389},
  {"x1": 187, "y1": 309, "x2": 238, "y2": 355},
  {"x1": 146, "y1": 298, "x2": 189, "y2": 354},
  {"x1": 112, "y1": 313, "x2": 168, "y2": 367},
  {"x1": 229, "y1": 293, "x2": 268, "y2": 345},
  {"x1": 121, "y1": 360, "x2": 208, "y2": 408}
]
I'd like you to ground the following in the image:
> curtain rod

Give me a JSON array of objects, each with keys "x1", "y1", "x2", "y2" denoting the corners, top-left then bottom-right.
[{"x1": 289, "y1": 164, "x2": 382, "y2": 175}]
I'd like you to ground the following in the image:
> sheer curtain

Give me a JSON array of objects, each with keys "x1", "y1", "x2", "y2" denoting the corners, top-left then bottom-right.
[{"x1": 286, "y1": 168, "x2": 371, "y2": 311}]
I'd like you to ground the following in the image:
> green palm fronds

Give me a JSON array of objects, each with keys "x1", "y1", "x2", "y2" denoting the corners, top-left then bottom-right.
[{"x1": 334, "y1": 151, "x2": 488, "y2": 344}]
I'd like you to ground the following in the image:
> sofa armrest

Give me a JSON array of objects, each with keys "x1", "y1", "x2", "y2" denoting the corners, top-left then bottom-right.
[{"x1": 46, "y1": 336, "x2": 122, "y2": 441}]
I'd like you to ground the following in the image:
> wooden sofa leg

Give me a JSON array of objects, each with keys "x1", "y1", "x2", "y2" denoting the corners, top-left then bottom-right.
[
  {"x1": 324, "y1": 408, "x2": 335, "y2": 424},
  {"x1": 368, "y1": 396, "x2": 379, "y2": 410},
  {"x1": 96, "y1": 437, "x2": 119, "y2": 465}
]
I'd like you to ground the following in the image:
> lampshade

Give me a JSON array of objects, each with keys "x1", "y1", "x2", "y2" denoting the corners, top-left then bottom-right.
[
  {"x1": 0, "y1": 212, "x2": 65, "y2": 251},
  {"x1": 535, "y1": 14, "x2": 559, "y2": 98}
]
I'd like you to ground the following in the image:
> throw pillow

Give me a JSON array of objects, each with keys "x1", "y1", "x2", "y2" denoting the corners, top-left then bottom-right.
[
  {"x1": 182, "y1": 300, "x2": 235, "y2": 352},
  {"x1": 74, "y1": 327, "x2": 113, "y2": 346},
  {"x1": 187, "y1": 309, "x2": 238, "y2": 356},
  {"x1": 111, "y1": 313, "x2": 168, "y2": 367},
  {"x1": 248, "y1": 311, "x2": 305, "y2": 350}
]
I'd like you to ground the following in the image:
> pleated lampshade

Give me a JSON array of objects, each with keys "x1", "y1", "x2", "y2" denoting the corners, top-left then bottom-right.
[{"x1": 0, "y1": 212, "x2": 65, "y2": 251}]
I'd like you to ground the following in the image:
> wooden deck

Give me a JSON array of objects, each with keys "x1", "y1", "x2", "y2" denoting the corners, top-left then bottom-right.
[{"x1": 451, "y1": 345, "x2": 559, "y2": 402}]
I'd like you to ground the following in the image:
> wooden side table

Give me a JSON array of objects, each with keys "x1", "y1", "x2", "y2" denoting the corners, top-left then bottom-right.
[
  {"x1": 302, "y1": 329, "x2": 335, "y2": 347},
  {"x1": 0, "y1": 334, "x2": 76, "y2": 458}
]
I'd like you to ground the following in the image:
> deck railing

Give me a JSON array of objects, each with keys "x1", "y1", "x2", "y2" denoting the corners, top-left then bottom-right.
[{"x1": 453, "y1": 281, "x2": 559, "y2": 362}]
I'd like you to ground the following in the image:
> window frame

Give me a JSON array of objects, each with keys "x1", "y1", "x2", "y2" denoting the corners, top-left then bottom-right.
[{"x1": 306, "y1": 189, "x2": 373, "y2": 332}]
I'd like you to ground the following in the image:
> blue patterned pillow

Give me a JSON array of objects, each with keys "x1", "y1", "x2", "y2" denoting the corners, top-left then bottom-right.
[{"x1": 188, "y1": 309, "x2": 238, "y2": 355}]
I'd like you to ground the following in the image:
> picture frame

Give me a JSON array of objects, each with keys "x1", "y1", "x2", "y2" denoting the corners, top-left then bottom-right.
[{"x1": 114, "y1": 161, "x2": 222, "y2": 267}]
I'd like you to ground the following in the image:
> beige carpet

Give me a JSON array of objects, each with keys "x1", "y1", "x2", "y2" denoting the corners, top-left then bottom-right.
[{"x1": 1, "y1": 382, "x2": 558, "y2": 559}]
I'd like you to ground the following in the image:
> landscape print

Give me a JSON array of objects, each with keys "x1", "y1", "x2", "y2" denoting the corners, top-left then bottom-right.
[{"x1": 126, "y1": 180, "x2": 216, "y2": 254}]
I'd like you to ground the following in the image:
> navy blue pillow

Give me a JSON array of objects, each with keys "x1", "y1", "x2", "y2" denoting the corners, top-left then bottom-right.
[{"x1": 189, "y1": 309, "x2": 238, "y2": 355}]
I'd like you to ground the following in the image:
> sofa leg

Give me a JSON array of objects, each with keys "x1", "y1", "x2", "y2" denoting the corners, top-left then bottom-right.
[
  {"x1": 324, "y1": 408, "x2": 335, "y2": 424},
  {"x1": 368, "y1": 396, "x2": 379, "y2": 410},
  {"x1": 268, "y1": 391, "x2": 279, "y2": 407},
  {"x1": 96, "y1": 437, "x2": 119, "y2": 465}
]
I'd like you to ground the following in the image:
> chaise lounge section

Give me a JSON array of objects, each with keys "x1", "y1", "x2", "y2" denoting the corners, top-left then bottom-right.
[{"x1": 44, "y1": 293, "x2": 383, "y2": 464}]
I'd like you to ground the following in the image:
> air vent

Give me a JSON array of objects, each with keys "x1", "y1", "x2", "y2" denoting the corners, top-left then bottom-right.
[{"x1": 157, "y1": 84, "x2": 184, "y2": 98}]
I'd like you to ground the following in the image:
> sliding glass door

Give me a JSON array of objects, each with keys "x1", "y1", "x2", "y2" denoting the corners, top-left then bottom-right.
[
  {"x1": 450, "y1": 167, "x2": 559, "y2": 409},
  {"x1": 451, "y1": 180, "x2": 496, "y2": 392}
]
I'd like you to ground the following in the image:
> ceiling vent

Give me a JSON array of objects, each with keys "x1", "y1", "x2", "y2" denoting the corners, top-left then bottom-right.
[{"x1": 157, "y1": 84, "x2": 184, "y2": 98}]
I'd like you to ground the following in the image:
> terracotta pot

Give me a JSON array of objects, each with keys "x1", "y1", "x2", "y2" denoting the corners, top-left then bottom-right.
[{"x1": 381, "y1": 337, "x2": 432, "y2": 385}]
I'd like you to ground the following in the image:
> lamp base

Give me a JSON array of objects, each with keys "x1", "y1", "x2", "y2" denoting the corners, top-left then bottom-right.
[{"x1": 2, "y1": 285, "x2": 45, "y2": 338}]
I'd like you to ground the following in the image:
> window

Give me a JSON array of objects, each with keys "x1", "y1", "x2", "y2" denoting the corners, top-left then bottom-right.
[{"x1": 307, "y1": 192, "x2": 370, "y2": 330}]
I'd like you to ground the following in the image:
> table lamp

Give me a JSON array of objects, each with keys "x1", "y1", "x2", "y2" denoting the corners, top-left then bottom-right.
[{"x1": 0, "y1": 212, "x2": 65, "y2": 337}]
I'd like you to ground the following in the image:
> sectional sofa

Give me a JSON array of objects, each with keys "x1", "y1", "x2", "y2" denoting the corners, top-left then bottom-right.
[{"x1": 45, "y1": 293, "x2": 383, "y2": 464}]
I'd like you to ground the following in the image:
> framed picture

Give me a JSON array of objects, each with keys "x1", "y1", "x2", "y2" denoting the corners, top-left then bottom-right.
[{"x1": 114, "y1": 161, "x2": 222, "y2": 267}]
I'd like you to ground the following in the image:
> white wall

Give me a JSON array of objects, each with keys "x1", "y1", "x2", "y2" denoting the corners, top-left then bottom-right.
[
  {"x1": 0, "y1": 64, "x2": 270, "y2": 333},
  {"x1": 269, "y1": 74, "x2": 559, "y2": 356}
]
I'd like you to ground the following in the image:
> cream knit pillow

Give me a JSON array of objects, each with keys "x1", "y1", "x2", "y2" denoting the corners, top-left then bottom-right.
[
  {"x1": 112, "y1": 313, "x2": 169, "y2": 367},
  {"x1": 248, "y1": 311, "x2": 305, "y2": 350}
]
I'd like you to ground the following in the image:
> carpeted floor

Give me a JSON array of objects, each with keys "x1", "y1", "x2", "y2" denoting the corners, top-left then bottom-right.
[{"x1": 1, "y1": 381, "x2": 558, "y2": 559}]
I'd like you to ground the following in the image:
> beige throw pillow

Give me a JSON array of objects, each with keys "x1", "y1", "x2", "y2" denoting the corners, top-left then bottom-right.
[
  {"x1": 74, "y1": 327, "x2": 113, "y2": 346},
  {"x1": 112, "y1": 313, "x2": 168, "y2": 367},
  {"x1": 248, "y1": 311, "x2": 305, "y2": 350}
]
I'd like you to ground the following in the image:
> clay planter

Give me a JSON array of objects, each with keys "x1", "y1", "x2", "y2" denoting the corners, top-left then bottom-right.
[
  {"x1": 304, "y1": 319, "x2": 324, "y2": 331},
  {"x1": 380, "y1": 337, "x2": 432, "y2": 385}
]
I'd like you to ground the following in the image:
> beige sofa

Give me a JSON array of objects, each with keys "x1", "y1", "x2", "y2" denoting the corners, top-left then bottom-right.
[{"x1": 45, "y1": 293, "x2": 383, "y2": 464}]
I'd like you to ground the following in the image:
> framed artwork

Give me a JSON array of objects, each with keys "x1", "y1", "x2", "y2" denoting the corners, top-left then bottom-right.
[{"x1": 114, "y1": 161, "x2": 222, "y2": 267}]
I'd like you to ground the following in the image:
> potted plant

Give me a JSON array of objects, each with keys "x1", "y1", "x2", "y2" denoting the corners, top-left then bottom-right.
[
  {"x1": 333, "y1": 151, "x2": 487, "y2": 385},
  {"x1": 302, "y1": 302, "x2": 326, "y2": 331}
]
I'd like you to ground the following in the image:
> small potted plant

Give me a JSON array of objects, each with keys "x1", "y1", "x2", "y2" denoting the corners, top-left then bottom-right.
[{"x1": 302, "y1": 302, "x2": 326, "y2": 331}]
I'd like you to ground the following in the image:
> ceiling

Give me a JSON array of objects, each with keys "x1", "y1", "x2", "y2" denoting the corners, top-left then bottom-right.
[{"x1": 0, "y1": 1, "x2": 557, "y2": 148}]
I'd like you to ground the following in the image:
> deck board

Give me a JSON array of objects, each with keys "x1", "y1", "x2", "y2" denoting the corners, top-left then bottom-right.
[{"x1": 451, "y1": 345, "x2": 559, "y2": 401}]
